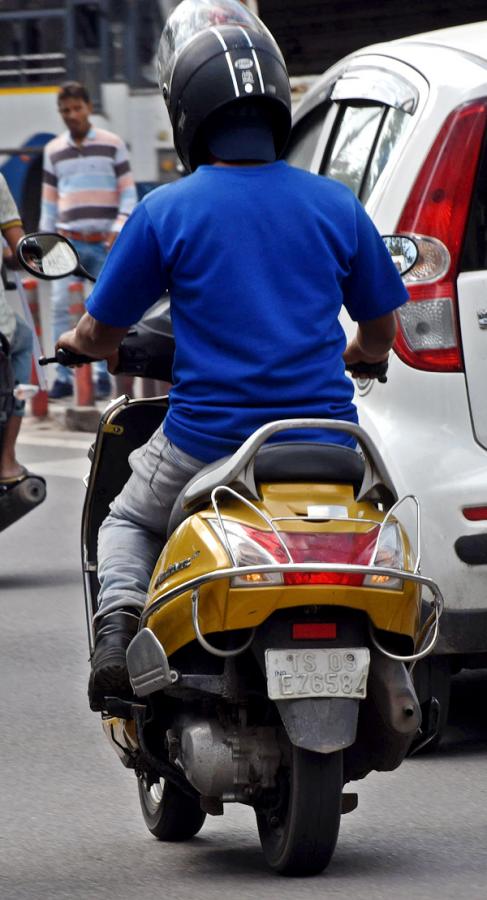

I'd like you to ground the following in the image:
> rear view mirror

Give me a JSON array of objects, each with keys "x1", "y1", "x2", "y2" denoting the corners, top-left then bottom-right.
[
  {"x1": 16, "y1": 232, "x2": 95, "y2": 282},
  {"x1": 382, "y1": 235, "x2": 418, "y2": 277}
]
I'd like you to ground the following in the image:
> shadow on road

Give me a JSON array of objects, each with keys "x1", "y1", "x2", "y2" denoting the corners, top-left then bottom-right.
[
  {"x1": 431, "y1": 668, "x2": 487, "y2": 757},
  {"x1": 0, "y1": 569, "x2": 82, "y2": 590}
]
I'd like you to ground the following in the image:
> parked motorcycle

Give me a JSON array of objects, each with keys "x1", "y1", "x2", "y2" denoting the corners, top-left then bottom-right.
[
  {"x1": 0, "y1": 271, "x2": 46, "y2": 532},
  {"x1": 17, "y1": 232, "x2": 443, "y2": 876}
]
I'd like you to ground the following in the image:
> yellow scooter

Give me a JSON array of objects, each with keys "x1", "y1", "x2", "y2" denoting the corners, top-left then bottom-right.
[
  {"x1": 18, "y1": 232, "x2": 443, "y2": 877},
  {"x1": 84, "y1": 402, "x2": 442, "y2": 876}
]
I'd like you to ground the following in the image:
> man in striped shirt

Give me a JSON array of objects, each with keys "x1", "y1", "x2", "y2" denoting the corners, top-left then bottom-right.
[{"x1": 40, "y1": 81, "x2": 137, "y2": 399}]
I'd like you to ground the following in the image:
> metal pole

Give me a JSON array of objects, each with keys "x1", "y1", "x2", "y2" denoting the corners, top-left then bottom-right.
[
  {"x1": 64, "y1": 0, "x2": 76, "y2": 81},
  {"x1": 12, "y1": 273, "x2": 48, "y2": 392},
  {"x1": 99, "y1": 0, "x2": 111, "y2": 83}
]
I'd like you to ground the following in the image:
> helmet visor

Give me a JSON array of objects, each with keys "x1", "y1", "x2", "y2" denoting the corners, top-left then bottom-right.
[{"x1": 158, "y1": 0, "x2": 275, "y2": 90}]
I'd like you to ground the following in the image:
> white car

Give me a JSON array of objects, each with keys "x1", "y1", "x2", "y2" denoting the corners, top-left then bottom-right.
[{"x1": 287, "y1": 21, "x2": 487, "y2": 738}]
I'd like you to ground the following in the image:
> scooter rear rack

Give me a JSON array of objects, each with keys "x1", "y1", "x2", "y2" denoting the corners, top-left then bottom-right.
[
  {"x1": 141, "y1": 485, "x2": 438, "y2": 664},
  {"x1": 142, "y1": 560, "x2": 444, "y2": 666}
]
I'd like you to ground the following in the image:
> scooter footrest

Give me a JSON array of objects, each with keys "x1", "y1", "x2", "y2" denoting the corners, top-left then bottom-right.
[{"x1": 127, "y1": 628, "x2": 176, "y2": 697}]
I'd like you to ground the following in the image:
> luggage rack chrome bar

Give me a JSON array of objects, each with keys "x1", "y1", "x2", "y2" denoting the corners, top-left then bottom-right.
[{"x1": 141, "y1": 561, "x2": 443, "y2": 664}]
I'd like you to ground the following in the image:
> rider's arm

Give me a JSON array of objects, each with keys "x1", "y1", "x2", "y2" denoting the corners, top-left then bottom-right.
[
  {"x1": 343, "y1": 312, "x2": 397, "y2": 366},
  {"x1": 56, "y1": 313, "x2": 128, "y2": 360}
]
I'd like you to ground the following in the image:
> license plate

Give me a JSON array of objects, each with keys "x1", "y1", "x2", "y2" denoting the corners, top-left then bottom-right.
[{"x1": 265, "y1": 648, "x2": 370, "y2": 701}]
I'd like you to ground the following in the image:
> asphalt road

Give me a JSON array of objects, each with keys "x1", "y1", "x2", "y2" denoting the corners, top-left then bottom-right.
[{"x1": 1, "y1": 425, "x2": 486, "y2": 900}]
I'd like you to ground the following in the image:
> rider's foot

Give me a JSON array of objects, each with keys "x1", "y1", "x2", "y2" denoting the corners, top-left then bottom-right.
[
  {"x1": 0, "y1": 463, "x2": 28, "y2": 484},
  {"x1": 88, "y1": 610, "x2": 139, "y2": 711}
]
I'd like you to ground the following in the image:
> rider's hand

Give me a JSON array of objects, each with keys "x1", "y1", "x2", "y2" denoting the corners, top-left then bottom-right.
[
  {"x1": 56, "y1": 329, "x2": 90, "y2": 366},
  {"x1": 343, "y1": 337, "x2": 389, "y2": 372},
  {"x1": 57, "y1": 328, "x2": 120, "y2": 369}
]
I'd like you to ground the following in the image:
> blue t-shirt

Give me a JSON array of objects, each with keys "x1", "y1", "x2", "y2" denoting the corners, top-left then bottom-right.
[{"x1": 86, "y1": 161, "x2": 408, "y2": 462}]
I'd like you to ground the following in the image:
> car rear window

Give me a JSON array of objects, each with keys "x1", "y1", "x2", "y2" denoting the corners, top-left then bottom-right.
[
  {"x1": 285, "y1": 102, "x2": 329, "y2": 171},
  {"x1": 320, "y1": 100, "x2": 409, "y2": 202},
  {"x1": 321, "y1": 102, "x2": 385, "y2": 195},
  {"x1": 361, "y1": 106, "x2": 410, "y2": 203}
]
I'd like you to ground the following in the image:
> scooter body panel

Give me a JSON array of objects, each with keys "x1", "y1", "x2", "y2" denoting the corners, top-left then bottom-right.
[{"x1": 145, "y1": 482, "x2": 421, "y2": 659}]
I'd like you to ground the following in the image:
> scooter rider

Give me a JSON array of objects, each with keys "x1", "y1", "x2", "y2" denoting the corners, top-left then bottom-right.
[{"x1": 55, "y1": 0, "x2": 409, "y2": 711}]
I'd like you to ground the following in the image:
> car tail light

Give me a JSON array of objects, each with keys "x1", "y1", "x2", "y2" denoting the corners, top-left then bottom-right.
[
  {"x1": 395, "y1": 99, "x2": 487, "y2": 372},
  {"x1": 209, "y1": 520, "x2": 404, "y2": 588},
  {"x1": 463, "y1": 506, "x2": 487, "y2": 521}
]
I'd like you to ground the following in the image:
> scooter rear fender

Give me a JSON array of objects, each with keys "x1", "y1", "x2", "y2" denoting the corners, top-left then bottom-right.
[{"x1": 276, "y1": 696, "x2": 359, "y2": 753}]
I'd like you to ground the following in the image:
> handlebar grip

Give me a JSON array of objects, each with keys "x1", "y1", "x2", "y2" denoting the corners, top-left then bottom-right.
[
  {"x1": 39, "y1": 348, "x2": 98, "y2": 367},
  {"x1": 346, "y1": 359, "x2": 389, "y2": 383}
]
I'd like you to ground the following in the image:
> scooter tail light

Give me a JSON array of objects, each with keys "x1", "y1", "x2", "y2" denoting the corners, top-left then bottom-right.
[
  {"x1": 209, "y1": 520, "x2": 284, "y2": 585},
  {"x1": 363, "y1": 523, "x2": 404, "y2": 589},
  {"x1": 209, "y1": 520, "x2": 404, "y2": 589},
  {"x1": 395, "y1": 99, "x2": 487, "y2": 372},
  {"x1": 292, "y1": 623, "x2": 337, "y2": 639}
]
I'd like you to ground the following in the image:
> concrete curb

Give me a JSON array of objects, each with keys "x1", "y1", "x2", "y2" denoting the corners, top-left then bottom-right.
[{"x1": 50, "y1": 404, "x2": 101, "y2": 433}]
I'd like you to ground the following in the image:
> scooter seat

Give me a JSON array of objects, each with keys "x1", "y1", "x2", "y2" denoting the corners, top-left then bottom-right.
[
  {"x1": 167, "y1": 442, "x2": 364, "y2": 539},
  {"x1": 253, "y1": 442, "x2": 364, "y2": 486}
]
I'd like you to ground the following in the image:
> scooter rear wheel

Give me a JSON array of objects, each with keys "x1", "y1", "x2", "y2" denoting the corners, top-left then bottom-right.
[
  {"x1": 137, "y1": 777, "x2": 206, "y2": 842},
  {"x1": 256, "y1": 745, "x2": 342, "y2": 876}
]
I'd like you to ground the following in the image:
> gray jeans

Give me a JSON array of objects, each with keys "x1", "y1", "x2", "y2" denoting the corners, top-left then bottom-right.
[{"x1": 95, "y1": 428, "x2": 206, "y2": 621}]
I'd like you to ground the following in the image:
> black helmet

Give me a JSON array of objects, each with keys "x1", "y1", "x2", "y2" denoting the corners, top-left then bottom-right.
[{"x1": 157, "y1": 0, "x2": 292, "y2": 172}]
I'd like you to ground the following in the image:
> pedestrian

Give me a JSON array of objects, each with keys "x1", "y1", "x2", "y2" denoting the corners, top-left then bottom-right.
[
  {"x1": 55, "y1": 0, "x2": 409, "y2": 710},
  {"x1": 0, "y1": 174, "x2": 38, "y2": 484},
  {"x1": 39, "y1": 80, "x2": 138, "y2": 400}
]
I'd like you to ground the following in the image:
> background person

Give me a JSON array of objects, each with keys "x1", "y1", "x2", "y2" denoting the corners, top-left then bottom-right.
[
  {"x1": 0, "y1": 174, "x2": 37, "y2": 484},
  {"x1": 55, "y1": 0, "x2": 409, "y2": 710},
  {"x1": 40, "y1": 81, "x2": 137, "y2": 400}
]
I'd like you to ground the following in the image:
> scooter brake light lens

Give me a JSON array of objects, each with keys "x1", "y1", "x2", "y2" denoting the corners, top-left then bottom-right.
[
  {"x1": 209, "y1": 520, "x2": 403, "y2": 588},
  {"x1": 292, "y1": 623, "x2": 337, "y2": 639}
]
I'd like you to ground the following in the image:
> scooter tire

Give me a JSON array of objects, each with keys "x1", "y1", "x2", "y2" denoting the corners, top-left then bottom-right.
[
  {"x1": 0, "y1": 476, "x2": 46, "y2": 532},
  {"x1": 15, "y1": 476, "x2": 46, "y2": 504},
  {"x1": 256, "y1": 745, "x2": 342, "y2": 877},
  {"x1": 137, "y1": 777, "x2": 206, "y2": 842}
]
